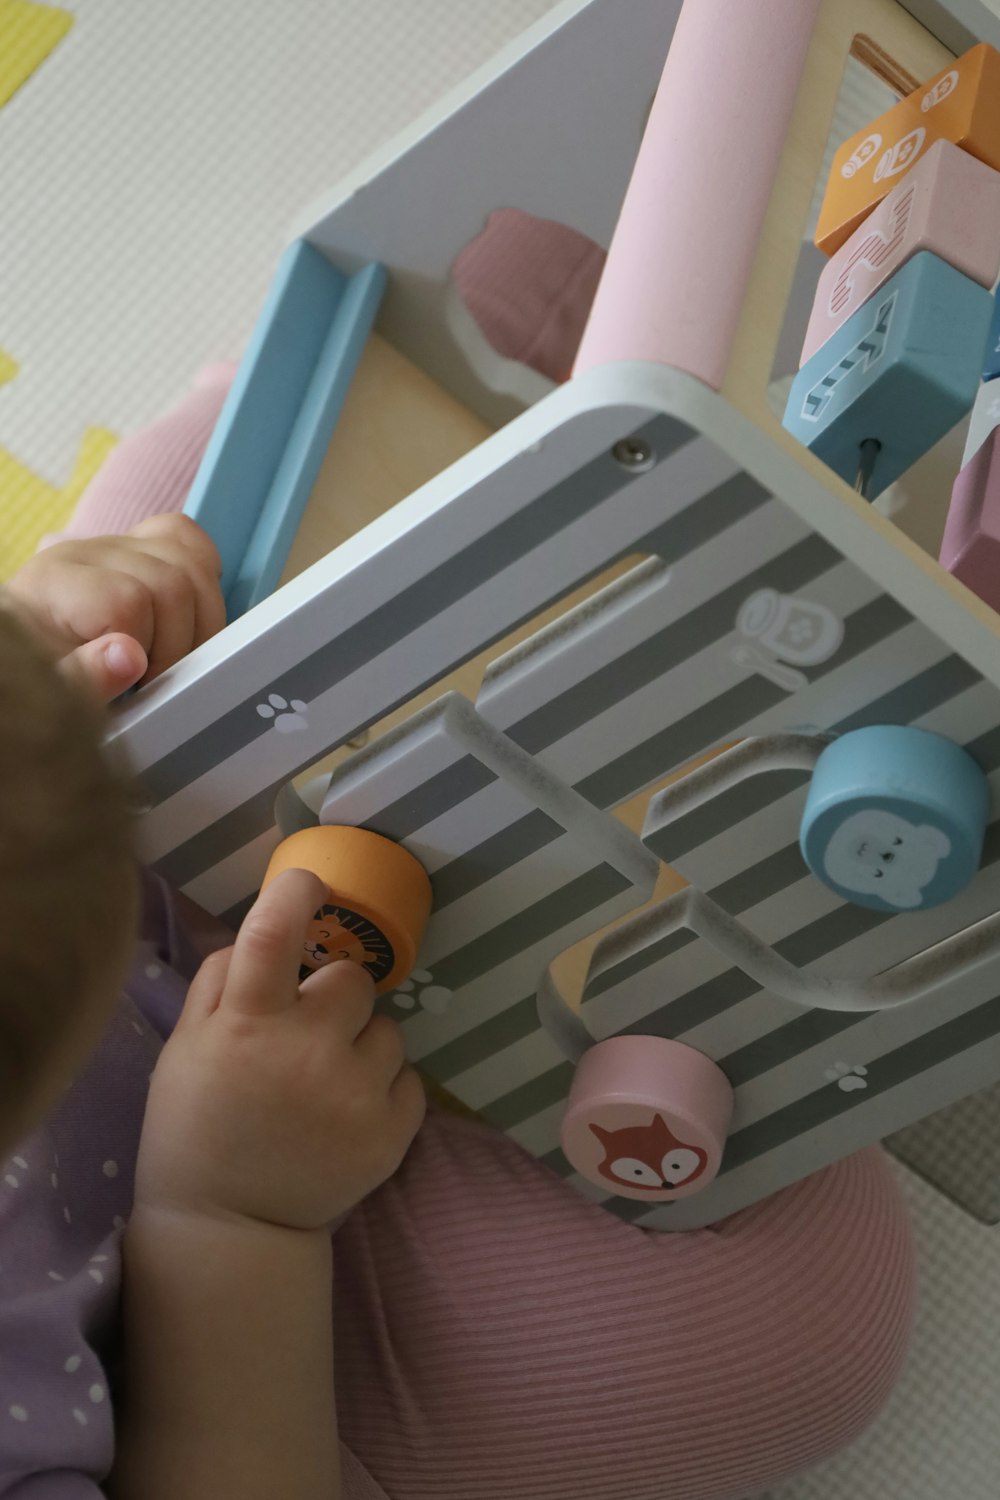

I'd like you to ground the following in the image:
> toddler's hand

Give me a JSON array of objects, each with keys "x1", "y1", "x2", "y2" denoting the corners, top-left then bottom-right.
[
  {"x1": 134, "y1": 869, "x2": 426, "y2": 1231},
  {"x1": 6, "y1": 513, "x2": 225, "y2": 699}
]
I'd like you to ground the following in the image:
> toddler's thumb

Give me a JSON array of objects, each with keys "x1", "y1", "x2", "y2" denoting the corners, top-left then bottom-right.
[
  {"x1": 60, "y1": 634, "x2": 148, "y2": 702},
  {"x1": 179, "y1": 947, "x2": 235, "y2": 1027}
]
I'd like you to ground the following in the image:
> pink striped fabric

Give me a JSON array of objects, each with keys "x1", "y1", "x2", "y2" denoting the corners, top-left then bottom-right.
[
  {"x1": 451, "y1": 208, "x2": 606, "y2": 382},
  {"x1": 58, "y1": 371, "x2": 915, "y2": 1499},
  {"x1": 40, "y1": 363, "x2": 237, "y2": 546},
  {"x1": 334, "y1": 1113, "x2": 913, "y2": 1500}
]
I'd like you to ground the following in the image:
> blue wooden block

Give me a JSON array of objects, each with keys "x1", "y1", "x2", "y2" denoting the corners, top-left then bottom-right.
[
  {"x1": 783, "y1": 251, "x2": 992, "y2": 497},
  {"x1": 800, "y1": 726, "x2": 990, "y2": 913},
  {"x1": 230, "y1": 260, "x2": 386, "y2": 618},
  {"x1": 184, "y1": 241, "x2": 386, "y2": 619},
  {"x1": 984, "y1": 288, "x2": 1000, "y2": 381}
]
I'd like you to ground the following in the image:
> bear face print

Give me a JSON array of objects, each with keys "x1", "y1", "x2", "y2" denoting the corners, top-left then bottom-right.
[
  {"x1": 800, "y1": 726, "x2": 989, "y2": 913},
  {"x1": 822, "y1": 809, "x2": 951, "y2": 909}
]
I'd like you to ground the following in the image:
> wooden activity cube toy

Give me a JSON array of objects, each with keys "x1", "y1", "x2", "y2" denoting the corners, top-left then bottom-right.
[{"x1": 112, "y1": 0, "x2": 1000, "y2": 1230}]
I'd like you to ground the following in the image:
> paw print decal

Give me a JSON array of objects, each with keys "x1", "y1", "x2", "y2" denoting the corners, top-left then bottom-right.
[
  {"x1": 256, "y1": 693, "x2": 309, "y2": 733},
  {"x1": 825, "y1": 1061, "x2": 868, "y2": 1092},
  {"x1": 390, "y1": 969, "x2": 453, "y2": 1015}
]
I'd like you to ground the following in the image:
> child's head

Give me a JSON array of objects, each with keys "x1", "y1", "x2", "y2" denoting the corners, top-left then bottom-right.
[{"x1": 0, "y1": 605, "x2": 138, "y2": 1149}]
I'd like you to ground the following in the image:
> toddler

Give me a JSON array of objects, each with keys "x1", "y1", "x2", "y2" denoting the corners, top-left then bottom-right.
[{"x1": 0, "y1": 367, "x2": 917, "y2": 1499}]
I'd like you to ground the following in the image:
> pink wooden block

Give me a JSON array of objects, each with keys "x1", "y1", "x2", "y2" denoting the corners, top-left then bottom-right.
[
  {"x1": 560, "y1": 1035, "x2": 734, "y2": 1202},
  {"x1": 940, "y1": 427, "x2": 1000, "y2": 611},
  {"x1": 801, "y1": 140, "x2": 1000, "y2": 366},
  {"x1": 574, "y1": 0, "x2": 820, "y2": 388}
]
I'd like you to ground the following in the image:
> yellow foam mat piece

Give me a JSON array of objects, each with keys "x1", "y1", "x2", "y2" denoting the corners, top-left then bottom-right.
[
  {"x1": 0, "y1": 423, "x2": 117, "y2": 578},
  {"x1": 0, "y1": 0, "x2": 73, "y2": 109}
]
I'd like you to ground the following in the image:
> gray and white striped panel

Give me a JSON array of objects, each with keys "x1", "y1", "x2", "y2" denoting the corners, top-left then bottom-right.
[
  {"x1": 126, "y1": 404, "x2": 709, "y2": 914},
  {"x1": 119, "y1": 391, "x2": 1000, "y2": 1227},
  {"x1": 319, "y1": 690, "x2": 657, "y2": 1105}
]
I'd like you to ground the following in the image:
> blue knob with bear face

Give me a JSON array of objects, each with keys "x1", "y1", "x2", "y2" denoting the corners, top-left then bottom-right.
[{"x1": 800, "y1": 726, "x2": 990, "y2": 913}]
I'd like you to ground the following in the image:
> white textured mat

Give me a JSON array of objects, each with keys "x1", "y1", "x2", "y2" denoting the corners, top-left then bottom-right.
[
  {"x1": 0, "y1": 0, "x2": 556, "y2": 488},
  {"x1": 3, "y1": 3, "x2": 999, "y2": 1496},
  {"x1": 772, "y1": 1163, "x2": 1000, "y2": 1500}
]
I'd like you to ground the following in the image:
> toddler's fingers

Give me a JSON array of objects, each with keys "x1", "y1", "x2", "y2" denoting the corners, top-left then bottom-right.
[
  {"x1": 124, "y1": 517, "x2": 226, "y2": 652},
  {"x1": 223, "y1": 869, "x2": 328, "y2": 1017},
  {"x1": 188, "y1": 564, "x2": 227, "y2": 651},
  {"x1": 179, "y1": 946, "x2": 235, "y2": 1026},
  {"x1": 77, "y1": 546, "x2": 199, "y2": 681},
  {"x1": 388, "y1": 1064, "x2": 427, "y2": 1150},
  {"x1": 122, "y1": 552, "x2": 198, "y2": 681},
  {"x1": 353, "y1": 1012, "x2": 408, "y2": 1083},
  {"x1": 129, "y1": 513, "x2": 223, "y2": 582},
  {"x1": 59, "y1": 633, "x2": 148, "y2": 702},
  {"x1": 125, "y1": 554, "x2": 223, "y2": 673},
  {"x1": 299, "y1": 958, "x2": 376, "y2": 1038},
  {"x1": 6, "y1": 554, "x2": 153, "y2": 660},
  {"x1": 59, "y1": 559, "x2": 158, "y2": 658}
]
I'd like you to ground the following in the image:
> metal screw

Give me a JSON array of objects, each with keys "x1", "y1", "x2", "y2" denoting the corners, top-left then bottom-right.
[
  {"x1": 854, "y1": 438, "x2": 881, "y2": 501},
  {"x1": 612, "y1": 435, "x2": 655, "y2": 473}
]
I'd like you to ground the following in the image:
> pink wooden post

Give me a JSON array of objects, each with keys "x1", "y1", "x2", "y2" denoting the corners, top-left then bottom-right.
[{"x1": 574, "y1": 0, "x2": 822, "y2": 389}]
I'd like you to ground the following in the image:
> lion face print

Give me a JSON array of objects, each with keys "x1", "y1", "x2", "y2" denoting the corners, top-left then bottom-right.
[{"x1": 299, "y1": 903, "x2": 396, "y2": 985}]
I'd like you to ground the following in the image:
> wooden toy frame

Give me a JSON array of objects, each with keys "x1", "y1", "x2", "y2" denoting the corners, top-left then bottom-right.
[{"x1": 112, "y1": 0, "x2": 1000, "y2": 1229}]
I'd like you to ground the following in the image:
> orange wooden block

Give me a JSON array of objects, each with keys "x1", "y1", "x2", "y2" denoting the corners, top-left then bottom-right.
[
  {"x1": 816, "y1": 43, "x2": 1000, "y2": 256},
  {"x1": 262, "y1": 825, "x2": 432, "y2": 993}
]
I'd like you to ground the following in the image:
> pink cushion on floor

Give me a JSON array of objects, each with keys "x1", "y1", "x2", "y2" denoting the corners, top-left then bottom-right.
[
  {"x1": 452, "y1": 207, "x2": 606, "y2": 382},
  {"x1": 40, "y1": 363, "x2": 238, "y2": 546}
]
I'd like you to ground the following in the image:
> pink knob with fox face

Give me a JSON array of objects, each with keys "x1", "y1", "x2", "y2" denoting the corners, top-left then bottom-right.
[{"x1": 561, "y1": 1036, "x2": 734, "y2": 1202}]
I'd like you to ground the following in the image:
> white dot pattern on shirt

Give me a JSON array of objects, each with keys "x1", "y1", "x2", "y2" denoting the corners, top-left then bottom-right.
[
  {"x1": 1, "y1": 921, "x2": 258, "y2": 1459},
  {"x1": 144, "y1": 963, "x2": 162, "y2": 979}
]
